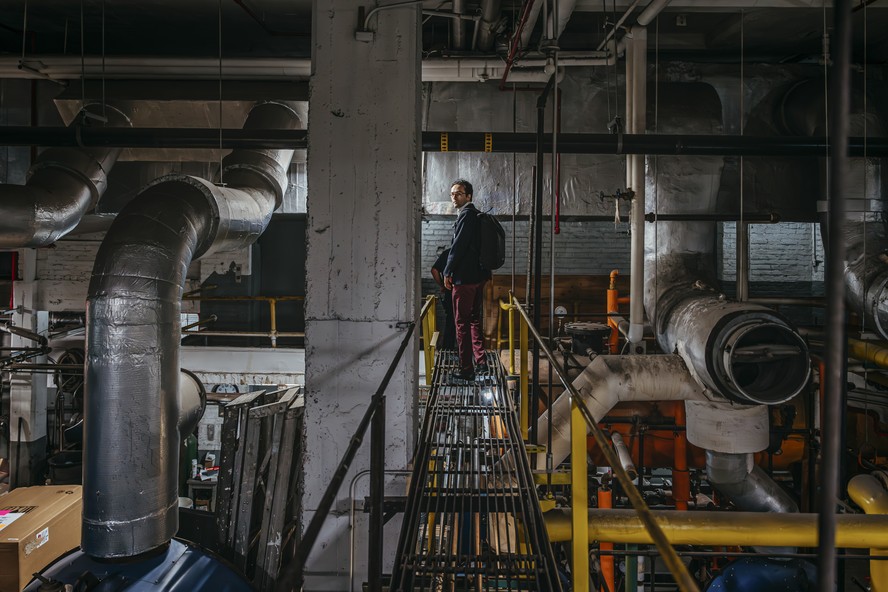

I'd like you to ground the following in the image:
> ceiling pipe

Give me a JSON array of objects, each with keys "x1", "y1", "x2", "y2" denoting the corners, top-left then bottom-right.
[
  {"x1": 476, "y1": 0, "x2": 503, "y2": 52},
  {"x1": 3, "y1": 127, "x2": 888, "y2": 156},
  {"x1": 545, "y1": 0, "x2": 578, "y2": 40},
  {"x1": 500, "y1": 0, "x2": 540, "y2": 90},
  {"x1": 636, "y1": 0, "x2": 671, "y2": 26},
  {"x1": 626, "y1": 25, "x2": 647, "y2": 347},
  {"x1": 3, "y1": 55, "x2": 613, "y2": 83},
  {"x1": 0, "y1": 105, "x2": 130, "y2": 248},
  {"x1": 451, "y1": 0, "x2": 468, "y2": 50},
  {"x1": 518, "y1": 0, "x2": 545, "y2": 50},
  {"x1": 82, "y1": 100, "x2": 300, "y2": 559}
]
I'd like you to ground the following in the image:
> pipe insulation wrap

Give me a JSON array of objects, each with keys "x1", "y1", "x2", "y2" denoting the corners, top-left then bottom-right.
[
  {"x1": 705, "y1": 451, "x2": 797, "y2": 515},
  {"x1": 644, "y1": 83, "x2": 809, "y2": 405},
  {"x1": 178, "y1": 369, "x2": 206, "y2": 437},
  {"x1": 83, "y1": 100, "x2": 300, "y2": 559},
  {"x1": 476, "y1": 0, "x2": 502, "y2": 52},
  {"x1": 535, "y1": 354, "x2": 706, "y2": 470},
  {"x1": 0, "y1": 104, "x2": 130, "y2": 248},
  {"x1": 627, "y1": 26, "x2": 646, "y2": 345},
  {"x1": 705, "y1": 450, "x2": 798, "y2": 554}
]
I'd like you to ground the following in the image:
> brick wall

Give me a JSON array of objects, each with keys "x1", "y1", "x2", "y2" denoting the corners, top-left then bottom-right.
[
  {"x1": 719, "y1": 222, "x2": 825, "y2": 283},
  {"x1": 421, "y1": 218, "x2": 632, "y2": 279}
]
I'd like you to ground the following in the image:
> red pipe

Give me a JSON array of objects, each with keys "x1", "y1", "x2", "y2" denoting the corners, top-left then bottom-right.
[
  {"x1": 499, "y1": 0, "x2": 537, "y2": 91},
  {"x1": 598, "y1": 487, "x2": 615, "y2": 592},
  {"x1": 673, "y1": 402, "x2": 690, "y2": 511}
]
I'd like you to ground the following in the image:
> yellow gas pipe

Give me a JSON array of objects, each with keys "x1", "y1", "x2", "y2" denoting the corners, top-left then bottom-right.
[
  {"x1": 849, "y1": 337, "x2": 888, "y2": 368},
  {"x1": 545, "y1": 508, "x2": 888, "y2": 549},
  {"x1": 847, "y1": 474, "x2": 888, "y2": 591}
]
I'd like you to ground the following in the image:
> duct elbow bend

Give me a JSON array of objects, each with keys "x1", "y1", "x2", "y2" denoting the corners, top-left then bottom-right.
[
  {"x1": 627, "y1": 323, "x2": 643, "y2": 344},
  {"x1": 705, "y1": 451, "x2": 798, "y2": 515},
  {"x1": 179, "y1": 369, "x2": 207, "y2": 437}
]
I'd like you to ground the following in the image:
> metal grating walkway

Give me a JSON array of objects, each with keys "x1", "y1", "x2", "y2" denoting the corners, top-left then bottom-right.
[{"x1": 391, "y1": 350, "x2": 562, "y2": 592}]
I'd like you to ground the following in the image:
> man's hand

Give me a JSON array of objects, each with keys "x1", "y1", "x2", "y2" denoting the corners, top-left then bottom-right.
[{"x1": 444, "y1": 276, "x2": 453, "y2": 290}]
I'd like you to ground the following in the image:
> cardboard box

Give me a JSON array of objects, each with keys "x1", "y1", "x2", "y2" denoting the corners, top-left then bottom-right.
[{"x1": 0, "y1": 486, "x2": 82, "y2": 592}]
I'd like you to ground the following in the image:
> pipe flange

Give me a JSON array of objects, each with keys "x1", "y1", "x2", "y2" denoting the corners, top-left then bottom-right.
[{"x1": 716, "y1": 318, "x2": 810, "y2": 405}]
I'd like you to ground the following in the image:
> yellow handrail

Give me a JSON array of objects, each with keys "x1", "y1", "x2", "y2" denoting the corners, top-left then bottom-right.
[
  {"x1": 510, "y1": 293, "x2": 700, "y2": 592},
  {"x1": 419, "y1": 295, "x2": 437, "y2": 385},
  {"x1": 497, "y1": 299, "x2": 516, "y2": 375},
  {"x1": 181, "y1": 293, "x2": 305, "y2": 348}
]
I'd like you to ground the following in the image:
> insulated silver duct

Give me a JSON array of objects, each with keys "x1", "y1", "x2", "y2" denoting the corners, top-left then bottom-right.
[
  {"x1": 645, "y1": 83, "x2": 810, "y2": 405},
  {"x1": 0, "y1": 105, "x2": 130, "y2": 248},
  {"x1": 476, "y1": 0, "x2": 502, "y2": 52},
  {"x1": 536, "y1": 354, "x2": 706, "y2": 470},
  {"x1": 705, "y1": 451, "x2": 797, "y2": 514},
  {"x1": 82, "y1": 101, "x2": 299, "y2": 559},
  {"x1": 781, "y1": 79, "x2": 888, "y2": 338},
  {"x1": 705, "y1": 450, "x2": 798, "y2": 554},
  {"x1": 452, "y1": 0, "x2": 468, "y2": 50}
]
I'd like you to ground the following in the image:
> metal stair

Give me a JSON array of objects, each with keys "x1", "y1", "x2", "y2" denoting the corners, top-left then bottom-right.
[{"x1": 391, "y1": 350, "x2": 562, "y2": 592}]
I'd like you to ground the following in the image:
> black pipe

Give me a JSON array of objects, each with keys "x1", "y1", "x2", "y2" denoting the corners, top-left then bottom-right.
[
  {"x1": 644, "y1": 212, "x2": 779, "y2": 223},
  {"x1": 424, "y1": 212, "x2": 780, "y2": 223},
  {"x1": 426, "y1": 132, "x2": 888, "y2": 156},
  {"x1": 274, "y1": 321, "x2": 417, "y2": 592},
  {"x1": 530, "y1": 76, "x2": 554, "y2": 444},
  {"x1": 3, "y1": 126, "x2": 888, "y2": 156},
  {"x1": 819, "y1": 1, "x2": 852, "y2": 591},
  {"x1": 368, "y1": 393, "x2": 385, "y2": 592}
]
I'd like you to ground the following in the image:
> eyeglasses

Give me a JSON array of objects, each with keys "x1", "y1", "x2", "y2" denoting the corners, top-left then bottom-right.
[{"x1": 450, "y1": 191, "x2": 466, "y2": 197}]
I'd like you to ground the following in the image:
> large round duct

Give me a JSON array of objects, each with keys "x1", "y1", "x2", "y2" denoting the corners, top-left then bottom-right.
[
  {"x1": 664, "y1": 299, "x2": 810, "y2": 405},
  {"x1": 645, "y1": 82, "x2": 810, "y2": 405}
]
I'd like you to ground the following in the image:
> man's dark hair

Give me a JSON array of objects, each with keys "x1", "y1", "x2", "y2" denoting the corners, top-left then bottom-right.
[{"x1": 451, "y1": 179, "x2": 473, "y2": 198}]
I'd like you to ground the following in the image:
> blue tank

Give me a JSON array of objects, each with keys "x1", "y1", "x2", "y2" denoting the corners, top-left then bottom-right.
[
  {"x1": 706, "y1": 557, "x2": 816, "y2": 591},
  {"x1": 25, "y1": 539, "x2": 254, "y2": 591}
]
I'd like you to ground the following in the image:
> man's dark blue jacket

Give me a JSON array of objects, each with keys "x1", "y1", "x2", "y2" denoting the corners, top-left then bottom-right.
[{"x1": 444, "y1": 202, "x2": 491, "y2": 285}]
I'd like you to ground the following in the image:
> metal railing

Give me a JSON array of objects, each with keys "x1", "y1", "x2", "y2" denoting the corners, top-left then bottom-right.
[
  {"x1": 419, "y1": 294, "x2": 437, "y2": 385},
  {"x1": 273, "y1": 296, "x2": 432, "y2": 592},
  {"x1": 183, "y1": 288, "x2": 305, "y2": 347},
  {"x1": 510, "y1": 294, "x2": 701, "y2": 592}
]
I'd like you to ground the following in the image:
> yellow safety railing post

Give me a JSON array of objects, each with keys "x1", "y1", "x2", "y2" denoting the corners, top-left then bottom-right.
[
  {"x1": 421, "y1": 295, "x2": 437, "y2": 386},
  {"x1": 571, "y1": 397, "x2": 589, "y2": 592},
  {"x1": 508, "y1": 303, "x2": 515, "y2": 375},
  {"x1": 516, "y1": 295, "x2": 530, "y2": 441},
  {"x1": 269, "y1": 298, "x2": 278, "y2": 348},
  {"x1": 510, "y1": 297, "x2": 700, "y2": 592}
]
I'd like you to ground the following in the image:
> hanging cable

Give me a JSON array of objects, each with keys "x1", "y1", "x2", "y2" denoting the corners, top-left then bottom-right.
[
  {"x1": 218, "y1": 0, "x2": 224, "y2": 185},
  {"x1": 652, "y1": 13, "x2": 659, "y2": 329},
  {"x1": 101, "y1": 0, "x2": 106, "y2": 119},
  {"x1": 80, "y1": 0, "x2": 85, "y2": 109},
  {"x1": 735, "y1": 8, "x2": 749, "y2": 302}
]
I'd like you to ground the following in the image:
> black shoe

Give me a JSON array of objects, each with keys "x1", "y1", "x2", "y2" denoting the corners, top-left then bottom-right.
[
  {"x1": 475, "y1": 363, "x2": 490, "y2": 375},
  {"x1": 450, "y1": 370, "x2": 475, "y2": 382}
]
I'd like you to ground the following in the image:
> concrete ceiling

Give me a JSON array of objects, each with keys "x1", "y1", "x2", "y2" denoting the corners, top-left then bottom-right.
[{"x1": 0, "y1": 1, "x2": 886, "y2": 67}]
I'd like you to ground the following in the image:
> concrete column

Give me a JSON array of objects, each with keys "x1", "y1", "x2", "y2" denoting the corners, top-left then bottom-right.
[{"x1": 303, "y1": 2, "x2": 420, "y2": 591}]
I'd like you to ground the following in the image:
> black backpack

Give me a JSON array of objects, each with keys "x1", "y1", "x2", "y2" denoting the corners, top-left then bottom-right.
[{"x1": 477, "y1": 210, "x2": 506, "y2": 271}]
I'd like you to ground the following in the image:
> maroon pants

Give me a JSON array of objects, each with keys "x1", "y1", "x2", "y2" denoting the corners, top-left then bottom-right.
[{"x1": 452, "y1": 281, "x2": 486, "y2": 374}]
